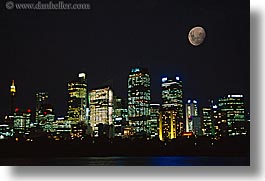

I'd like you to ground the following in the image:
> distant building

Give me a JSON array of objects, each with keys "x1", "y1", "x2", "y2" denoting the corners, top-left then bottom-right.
[
  {"x1": 159, "y1": 108, "x2": 183, "y2": 141},
  {"x1": 67, "y1": 73, "x2": 88, "y2": 124},
  {"x1": 127, "y1": 67, "x2": 151, "y2": 136},
  {"x1": 13, "y1": 108, "x2": 31, "y2": 140},
  {"x1": 185, "y1": 99, "x2": 199, "y2": 133},
  {"x1": 35, "y1": 92, "x2": 49, "y2": 124},
  {"x1": 0, "y1": 124, "x2": 13, "y2": 140},
  {"x1": 202, "y1": 107, "x2": 215, "y2": 137},
  {"x1": 89, "y1": 86, "x2": 114, "y2": 138},
  {"x1": 113, "y1": 96, "x2": 128, "y2": 137},
  {"x1": 192, "y1": 116, "x2": 202, "y2": 136},
  {"x1": 52, "y1": 117, "x2": 72, "y2": 141},
  {"x1": 160, "y1": 76, "x2": 184, "y2": 137},
  {"x1": 148, "y1": 103, "x2": 160, "y2": 139},
  {"x1": 218, "y1": 94, "x2": 248, "y2": 136}
]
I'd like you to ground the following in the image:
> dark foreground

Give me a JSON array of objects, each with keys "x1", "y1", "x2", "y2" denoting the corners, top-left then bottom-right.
[
  {"x1": 0, "y1": 136, "x2": 250, "y2": 165},
  {"x1": 0, "y1": 156, "x2": 249, "y2": 166}
]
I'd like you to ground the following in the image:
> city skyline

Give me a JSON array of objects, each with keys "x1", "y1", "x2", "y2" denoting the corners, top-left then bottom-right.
[
  {"x1": 0, "y1": 0, "x2": 249, "y2": 119},
  {"x1": 0, "y1": 70, "x2": 249, "y2": 141},
  {"x1": 0, "y1": 0, "x2": 250, "y2": 166},
  {"x1": 0, "y1": 70, "x2": 250, "y2": 120}
]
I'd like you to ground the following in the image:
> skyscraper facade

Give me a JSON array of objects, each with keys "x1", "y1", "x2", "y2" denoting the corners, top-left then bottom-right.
[
  {"x1": 158, "y1": 109, "x2": 179, "y2": 141},
  {"x1": 113, "y1": 96, "x2": 128, "y2": 137},
  {"x1": 127, "y1": 67, "x2": 151, "y2": 135},
  {"x1": 185, "y1": 99, "x2": 199, "y2": 132},
  {"x1": 89, "y1": 86, "x2": 114, "y2": 137},
  {"x1": 218, "y1": 94, "x2": 248, "y2": 136},
  {"x1": 148, "y1": 103, "x2": 160, "y2": 139},
  {"x1": 202, "y1": 107, "x2": 215, "y2": 137},
  {"x1": 35, "y1": 92, "x2": 49, "y2": 124},
  {"x1": 13, "y1": 108, "x2": 31, "y2": 140},
  {"x1": 160, "y1": 76, "x2": 184, "y2": 136},
  {"x1": 67, "y1": 73, "x2": 88, "y2": 124}
]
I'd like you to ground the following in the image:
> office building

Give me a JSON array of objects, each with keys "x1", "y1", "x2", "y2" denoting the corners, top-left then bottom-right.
[
  {"x1": 218, "y1": 94, "x2": 248, "y2": 136},
  {"x1": 0, "y1": 124, "x2": 13, "y2": 140},
  {"x1": 127, "y1": 67, "x2": 151, "y2": 135},
  {"x1": 160, "y1": 76, "x2": 184, "y2": 136},
  {"x1": 158, "y1": 109, "x2": 184, "y2": 141},
  {"x1": 67, "y1": 73, "x2": 88, "y2": 124},
  {"x1": 13, "y1": 108, "x2": 31, "y2": 140},
  {"x1": 148, "y1": 103, "x2": 160, "y2": 139},
  {"x1": 113, "y1": 96, "x2": 128, "y2": 137},
  {"x1": 202, "y1": 107, "x2": 215, "y2": 137},
  {"x1": 185, "y1": 99, "x2": 199, "y2": 133},
  {"x1": 89, "y1": 86, "x2": 114, "y2": 138},
  {"x1": 35, "y1": 92, "x2": 49, "y2": 124}
]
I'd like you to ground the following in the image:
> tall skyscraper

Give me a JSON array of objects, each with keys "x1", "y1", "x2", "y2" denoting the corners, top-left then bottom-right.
[
  {"x1": 113, "y1": 96, "x2": 128, "y2": 137},
  {"x1": 185, "y1": 99, "x2": 199, "y2": 132},
  {"x1": 127, "y1": 67, "x2": 151, "y2": 135},
  {"x1": 202, "y1": 107, "x2": 215, "y2": 137},
  {"x1": 218, "y1": 94, "x2": 248, "y2": 136},
  {"x1": 13, "y1": 108, "x2": 31, "y2": 141},
  {"x1": 148, "y1": 103, "x2": 160, "y2": 139},
  {"x1": 160, "y1": 76, "x2": 184, "y2": 136},
  {"x1": 35, "y1": 92, "x2": 49, "y2": 124},
  {"x1": 10, "y1": 80, "x2": 16, "y2": 113},
  {"x1": 67, "y1": 73, "x2": 88, "y2": 124},
  {"x1": 159, "y1": 109, "x2": 180, "y2": 141},
  {"x1": 89, "y1": 86, "x2": 114, "y2": 137}
]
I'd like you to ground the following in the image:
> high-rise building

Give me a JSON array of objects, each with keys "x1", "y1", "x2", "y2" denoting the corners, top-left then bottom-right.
[
  {"x1": 159, "y1": 109, "x2": 184, "y2": 141},
  {"x1": 52, "y1": 117, "x2": 72, "y2": 141},
  {"x1": 13, "y1": 108, "x2": 31, "y2": 140},
  {"x1": 0, "y1": 124, "x2": 13, "y2": 140},
  {"x1": 160, "y1": 76, "x2": 184, "y2": 136},
  {"x1": 218, "y1": 94, "x2": 248, "y2": 136},
  {"x1": 148, "y1": 103, "x2": 160, "y2": 139},
  {"x1": 185, "y1": 99, "x2": 199, "y2": 132},
  {"x1": 67, "y1": 73, "x2": 88, "y2": 124},
  {"x1": 127, "y1": 67, "x2": 151, "y2": 135},
  {"x1": 35, "y1": 92, "x2": 49, "y2": 124},
  {"x1": 113, "y1": 96, "x2": 128, "y2": 137},
  {"x1": 202, "y1": 107, "x2": 215, "y2": 137},
  {"x1": 89, "y1": 86, "x2": 114, "y2": 137},
  {"x1": 10, "y1": 80, "x2": 16, "y2": 113}
]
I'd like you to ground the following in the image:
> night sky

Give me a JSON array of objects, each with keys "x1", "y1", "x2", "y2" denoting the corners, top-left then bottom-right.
[{"x1": 0, "y1": 0, "x2": 249, "y2": 118}]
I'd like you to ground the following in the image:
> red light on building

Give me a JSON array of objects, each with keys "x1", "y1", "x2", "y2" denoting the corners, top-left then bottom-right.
[
  {"x1": 15, "y1": 108, "x2": 19, "y2": 112},
  {"x1": 44, "y1": 111, "x2": 47, "y2": 115},
  {"x1": 27, "y1": 109, "x2": 31, "y2": 113}
]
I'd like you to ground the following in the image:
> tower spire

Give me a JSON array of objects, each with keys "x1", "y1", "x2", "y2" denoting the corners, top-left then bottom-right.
[
  {"x1": 10, "y1": 80, "x2": 16, "y2": 95},
  {"x1": 10, "y1": 80, "x2": 16, "y2": 113}
]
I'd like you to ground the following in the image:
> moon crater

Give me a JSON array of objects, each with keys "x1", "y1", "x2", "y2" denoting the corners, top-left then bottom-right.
[{"x1": 188, "y1": 26, "x2": 206, "y2": 46}]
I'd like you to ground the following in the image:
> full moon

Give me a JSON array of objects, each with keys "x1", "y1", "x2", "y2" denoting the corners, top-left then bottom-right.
[{"x1": 188, "y1": 26, "x2": 206, "y2": 46}]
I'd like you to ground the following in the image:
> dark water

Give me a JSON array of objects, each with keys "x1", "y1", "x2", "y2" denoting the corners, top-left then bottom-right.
[{"x1": 0, "y1": 156, "x2": 249, "y2": 166}]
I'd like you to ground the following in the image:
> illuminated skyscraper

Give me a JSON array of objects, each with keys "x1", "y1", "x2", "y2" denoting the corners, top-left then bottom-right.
[
  {"x1": 202, "y1": 107, "x2": 215, "y2": 137},
  {"x1": 185, "y1": 99, "x2": 199, "y2": 132},
  {"x1": 161, "y1": 76, "x2": 184, "y2": 135},
  {"x1": 113, "y1": 96, "x2": 128, "y2": 137},
  {"x1": 67, "y1": 73, "x2": 88, "y2": 124},
  {"x1": 89, "y1": 86, "x2": 114, "y2": 137},
  {"x1": 159, "y1": 109, "x2": 183, "y2": 141},
  {"x1": 10, "y1": 80, "x2": 16, "y2": 113},
  {"x1": 148, "y1": 103, "x2": 160, "y2": 139},
  {"x1": 127, "y1": 67, "x2": 151, "y2": 135},
  {"x1": 35, "y1": 92, "x2": 49, "y2": 124},
  {"x1": 218, "y1": 94, "x2": 248, "y2": 136},
  {"x1": 13, "y1": 108, "x2": 31, "y2": 140}
]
